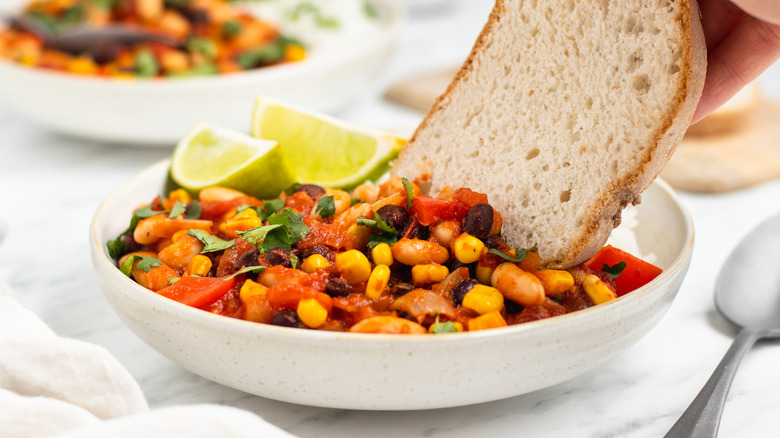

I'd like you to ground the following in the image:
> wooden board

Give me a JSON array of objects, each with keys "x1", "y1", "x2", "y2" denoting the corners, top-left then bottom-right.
[{"x1": 661, "y1": 101, "x2": 780, "y2": 193}]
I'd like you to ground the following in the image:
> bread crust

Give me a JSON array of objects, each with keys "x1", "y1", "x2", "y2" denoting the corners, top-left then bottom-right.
[{"x1": 393, "y1": 0, "x2": 707, "y2": 268}]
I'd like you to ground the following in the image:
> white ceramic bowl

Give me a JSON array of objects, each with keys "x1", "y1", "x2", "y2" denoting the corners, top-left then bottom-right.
[
  {"x1": 90, "y1": 160, "x2": 694, "y2": 410},
  {"x1": 0, "y1": 0, "x2": 402, "y2": 145}
]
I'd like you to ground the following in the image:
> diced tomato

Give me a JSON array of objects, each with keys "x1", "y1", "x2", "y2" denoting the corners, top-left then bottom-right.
[
  {"x1": 284, "y1": 192, "x2": 315, "y2": 214},
  {"x1": 451, "y1": 188, "x2": 488, "y2": 207},
  {"x1": 267, "y1": 283, "x2": 332, "y2": 312},
  {"x1": 157, "y1": 276, "x2": 237, "y2": 309},
  {"x1": 295, "y1": 216, "x2": 345, "y2": 249},
  {"x1": 410, "y1": 197, "x2": 470, "y2": 226},
  {"x1": 584, "y1": 245, "x2": 663, "y2": 296}
]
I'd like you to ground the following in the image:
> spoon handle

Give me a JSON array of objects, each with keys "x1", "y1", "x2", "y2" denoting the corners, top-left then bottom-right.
[{"x1": 665, "y1": 328, "x2": 764, "y2": 438}]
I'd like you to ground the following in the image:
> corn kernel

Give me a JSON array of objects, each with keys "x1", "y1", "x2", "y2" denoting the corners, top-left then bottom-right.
[
  {"x1": 297, "y1": 298, "x2": 328, "y2": 328},
  {"x1": 452, "y1": 233, "x2": 485, "y2": 264},
  {"x1": 475, "y1": 262, "x2": 494, "y2": 285},
  {"x1": 185, "y1": 254, "x2": 212, "y2": 277},
  {"x1": 467, "y1": 311, "x2": 507, "y2": 331},
  {"x1": 239, "y1": 278, "x2": 268, "y2": 302},
  {"x1": 233, "y1": 207, "x2": 258, "y2": 219},
  {"x1": 582, "y1": 274, "x2": 617, "y2": 305},
  {"x1": 411, "y1": 264, "x2": 449, "y2": 285},
  {"x1": 335, "y1": 250, "x2": 372, "y2": 284},
  {"x1": 371, "y1": 242, "x2": 394, "y2": 266},
  {"x1": 365, "y1": 265, "x2": 391, "y2": 298},
  {"x1": 67, "y1": 57, "x2": 98, "y2": 75},
  {"x1": 461, "y1": 284, "x2": 504, "y2": 314},
  {"x1": 301, "y1": 254, "x2": 331, "y2": 273},
  {"x1": 536, "y1": 269, "x2": 575, "y2": 296},
  {"x1": 219, "y1": 216, "x2": 264, "y2": 238},
  {"x1": 168, "y1": 189, "x2": 192, "y2": 205},
  {"x1": 285, "y1": 45, "x2": 306, "y2": 62}
]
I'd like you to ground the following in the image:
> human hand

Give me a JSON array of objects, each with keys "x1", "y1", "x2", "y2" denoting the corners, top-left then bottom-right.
[{"x1": 692, "y1": 0, "x2": 780, "y2": 123}]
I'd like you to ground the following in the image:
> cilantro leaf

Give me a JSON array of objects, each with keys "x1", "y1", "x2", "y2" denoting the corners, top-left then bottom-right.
[
  {"x1": 187, "y1": 229, "x2": 235, "y2": 253},
  {"x1": 169, "y1": 201, "x2": 187, "y2": 218},
  {"x1": 134, "y1": 204, "x2": 167, "y2": 218},
  {"x1": 315, "y1": 195, "x2": 336, "y2": 218},
  {"x1": 267, "y1": 208, "x2": 310, "y2": 244},
  {"x1": 487, "y1": 245, "x2": 538, "y2": 262},
  {"x1": 289, "y1": 253, "x2": 299, "y2": 270},
  {"x1": 401, "y1": 178, "x2": 414, "y2": 209},
  {"x1": 262, "y1": 199, "x2": 286, "y2": 217},
  {"x1": 119, "y1": 255, "x2": 161, "y2": 276},
  {"x1": 357, "y1": 216, "x2": 396, "y2": 234},
  {"x1": 137, "y1": 257, "x2": 162, "y2": 272},
  {"x1": 106, "y1": 215, "x2": 140, "y2": 259},
  {"x1": 185, "y1": 200, "x2": 202, "y2": 219},
  {"x1": 284, "y1": 182, "x2": 301, "y2": 196},
  {"x1": 224, "y1": 265, "x2": 268, "y2": 281},
  {"x1": 430, "y1": 315, "x2": 459, "y2": 334},
  {"x1": 238, "y1": 224, "x2": 291, "y2": 253},
  {"x1": 602, "y1": 262, "x2": 626, "y2": 281},
  {"x1": 367, "y1": 233, "x2": 398, "y2": 250},
  {"x1": 168, "y1": 277, "x2": 180, "y2": 285}
]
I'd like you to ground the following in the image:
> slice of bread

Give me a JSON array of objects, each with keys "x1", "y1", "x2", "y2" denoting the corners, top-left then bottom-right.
[
  {"x1": 685, "y1": 82, "x2": 761, "y2": 137},
  {"x1": 391, "y1": 0, "x2": 706, "y2": 268}
]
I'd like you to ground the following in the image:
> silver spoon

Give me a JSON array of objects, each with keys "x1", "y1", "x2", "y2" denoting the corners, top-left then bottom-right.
[{"x1": 665, "y1": 212, "x2": 780, "y2": 437}]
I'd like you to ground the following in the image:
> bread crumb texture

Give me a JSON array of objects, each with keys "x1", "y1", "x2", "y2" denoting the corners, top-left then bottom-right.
[{"x1": 393, "y1": 0, "x2": 693, "y2": 267}]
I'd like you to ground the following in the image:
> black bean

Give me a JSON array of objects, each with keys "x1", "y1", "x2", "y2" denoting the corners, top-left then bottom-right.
[
  {"x1": 404, "y1": 222, "x2": 429, "y2": 240},
  {"x1": 484, "y1": 235, "x2": 504, "y2": 249},
  {"x1": 376, "y1": 205, "x2": 410, "y2": 232},
  {"x1": 120, "y1": 234, "x2": 141, "y2": 254},
  {"x1": 295, "y1": 184, "x2": 326, "y2": 200},
  {"x1": 265, "y1": 248, "x2": 293, "y2": 268},
  {"x1": 91, "y1": 43, "x2": 121, "y2": 65},
  {"x1": 270, "y1": 309, "x2": 306, "y2": 328},
  {"x1": 505, "y1": 300, "x2": 524, "y2": 314},
  {"x1": 300, "y1": 245, "x2": 335, "y2": 263},
  {"x1": 325, "y1": 278, "x2": 351, "y2": 298},
  {"x1": 450, "y1": 278, "x2": 479, "y2": 307},
  {"x1": 462, "y1": 204, "x2": 494, "y2": 240},
  {"x1": 390, "y1": 282, "x2": 415, "y2": 297},
  {"x1": 397, "y1": 311, "x2": 417, "y2": 323},
  {"x1": 181, "y1": 7, "x2": 210, "y2": 25},
  {"x1": 235, "y1": 250, "x2": 260, "y2": 269}
]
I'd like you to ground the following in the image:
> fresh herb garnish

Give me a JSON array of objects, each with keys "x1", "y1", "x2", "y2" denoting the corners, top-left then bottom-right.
[
  {"x1": 358, "y1": 215, "x2": 398, "y2": 249},
  {"x1": 169, "y1": 201, "x2": 187, "y2": 218},
  {"x1": 401, "y1": 177, "x2": 414, "y2": 209},
  {"x1": 184, "y1": 201, "x2": 202, "y2": 219},
  {"x1": 134, "y1": 204, "x2": 167, "y2": 218},
  {"x1": 262, "y1": 199, "x2": 286, "y2": 217},
  {"x1": 222, "y1": 20, "x2": 242, "y2": 38},
  {"x1": 187, "y1": 229, "x2": 235, "y2": 253},
  {"x1": 236, "y1": 36, "x2": 302, "y2": 69},
  {"x1": 315, "y1": 195, "x2": 336, "y2": 218},
  {"x1": 430, "y1": 315, "x2": 459, "y2": 334},
  {"x1": 267, "y1": 208, "x2": 310, "y2": 244},
  {"x1": 186, "y1": 37, "x2": 218, "y2": 58},
  {"x1": 287, "y1": 1, "x2": 340, "y2": 28},
  {"x1": 168, "y1": 277, "x2": 180, "y2": 285},
  {"x1": 135, "y1": 49, "x2": 159, "y2": 77},
  {"x1": 487, "y1": 245, "x2": 538, "y2": 262},
  {"x1": 284, "y1": 182, "x2": 301, "y2": 196},
  {"x1": 602, "y1": 262, "x2": 626, "y2": 281},
  {"x1": 289, "y1": 253, "x2": 299, "y2": 270},
  {"x1": 106, "y1": 215, "x2": 140, "y2": 259},
  {"x1": 119, "y1": 255, "x2": 161, "y2": 277},
  {"x1": 224, "y1": 265, "x2": 268, "y2": 281}
]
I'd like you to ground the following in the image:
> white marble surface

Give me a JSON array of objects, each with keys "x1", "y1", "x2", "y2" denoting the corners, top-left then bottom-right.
[{"x1": 2, "y1": 1, "x2": 780, "y2": 436}]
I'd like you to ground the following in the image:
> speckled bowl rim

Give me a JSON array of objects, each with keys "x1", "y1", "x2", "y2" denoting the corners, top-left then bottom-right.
[{"x1": 90, "y1": 158, "x2": 694, "y2": 346}]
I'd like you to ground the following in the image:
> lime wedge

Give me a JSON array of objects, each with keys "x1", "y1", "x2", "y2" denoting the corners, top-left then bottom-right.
[
  {"x1": 171, "y1": 122, "x2": 297, "y2": 199},
  {"x1": 250, "y1": 97, "x2": 406, "y2": 189}
]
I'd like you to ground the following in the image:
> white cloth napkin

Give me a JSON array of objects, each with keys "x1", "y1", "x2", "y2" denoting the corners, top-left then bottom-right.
[{"x1": 0, "y1": 280, "x2": 294, "y2": 438}]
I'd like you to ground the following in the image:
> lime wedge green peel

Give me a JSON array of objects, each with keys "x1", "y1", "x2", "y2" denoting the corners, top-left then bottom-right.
[
  {"x1": 171, "y1": 122, "x2": 297, "y2": 200},
  {"x1": 251, "y1": 96, "x2": 406, "y2": 189}
]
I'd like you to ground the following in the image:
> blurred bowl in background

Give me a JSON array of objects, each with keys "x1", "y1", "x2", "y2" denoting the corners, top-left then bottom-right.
[{"x1": 0, "y1": 0, "x2": 403, "y2": 145}]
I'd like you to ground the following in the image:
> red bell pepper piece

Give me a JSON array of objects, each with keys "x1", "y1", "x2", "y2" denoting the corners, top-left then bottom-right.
[
  {"x1": 157, "y1": 276, "x2": 237, "y2": 309},
  {"x1": 584, "y1": 245, "x2": 663, "y2": 296},
  {"x1": 410, "y1": 196, "x2": 470, "y2": 226}
]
